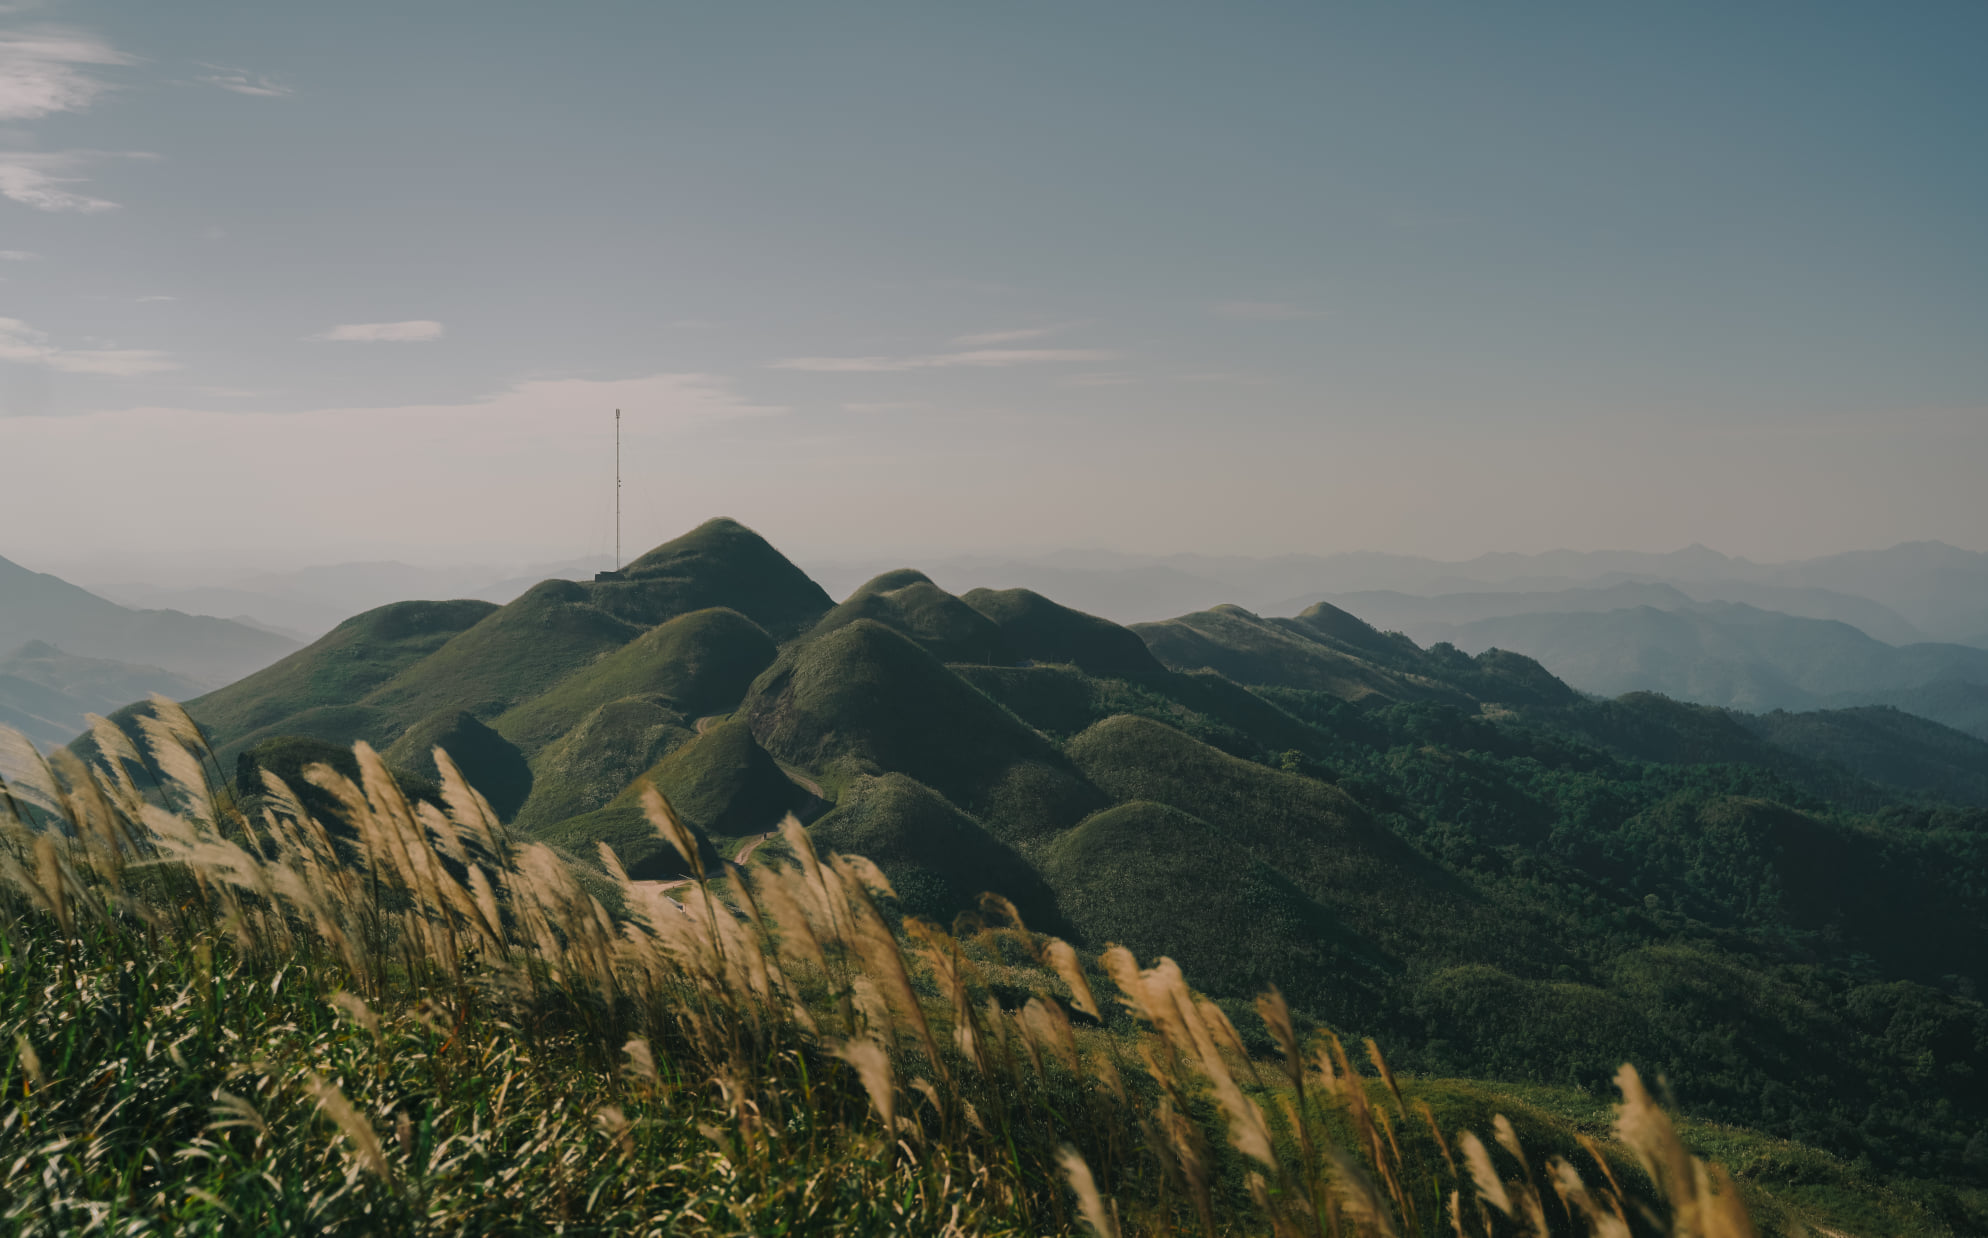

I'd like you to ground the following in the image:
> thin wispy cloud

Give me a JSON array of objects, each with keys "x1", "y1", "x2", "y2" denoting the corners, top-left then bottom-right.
[
  {"x1": 0, "y1": 148, "x2": 139, "y2": 212},
  {"x1": 773, "y1": 347, "x2": 1117, "y2": 372},
  {"x1": 198, "y1": 67, "x2": 292, "y2": 98},
  {"x1": 0, "y1": 248, "x2": 33, "y2": 260},
  {"x1": 0, "y1": 27, "x2": 131, "y2": 120},
  {"x1": 1177, "y1": 371, "x2": 1272, "y2": 386},
  {"x1": 310, "y1": 320, "x2": 445, "y2": 343},
  {"x1": 843, "y1": 401, "x2": 930, "y2": 413},
  {"x1": 1059, "y1": 372, "x2": 1139, "y2": 388},
  {"x1": 951, "y1": 324, "x2": 1076, "y2": 347},
  {"x1": 1214, "y1": 300, "x2": 1320, "y2": 321},
  {"x1": 134, "y1": 294, "x2": 176, "y2": 303},
  {"x1": 0, "y1": 316, "x2": 176, "y2": 375}
]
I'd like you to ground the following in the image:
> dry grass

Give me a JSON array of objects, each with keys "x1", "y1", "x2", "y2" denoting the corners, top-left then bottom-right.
[{"x1": 0, "y1": 696, "x2": 1769, "y2": 1235}]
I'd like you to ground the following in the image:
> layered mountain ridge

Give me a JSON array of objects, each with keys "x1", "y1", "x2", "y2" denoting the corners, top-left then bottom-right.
[{"x1": 73, "y1": 516, "x2": 1988, "y2": 1186}]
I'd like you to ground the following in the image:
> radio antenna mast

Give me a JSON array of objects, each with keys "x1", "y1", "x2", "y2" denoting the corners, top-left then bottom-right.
[
  {"x1": 614, "y1": 408, "x2": 621, "y2": 571},
  {"x1": 597, "y1": 410, "x2": 627, "y2": 583}
]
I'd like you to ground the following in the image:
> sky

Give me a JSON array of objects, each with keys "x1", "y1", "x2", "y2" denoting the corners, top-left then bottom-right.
[{"x1": 2, "y1": 0, "x2": 1985, "y2": 576}]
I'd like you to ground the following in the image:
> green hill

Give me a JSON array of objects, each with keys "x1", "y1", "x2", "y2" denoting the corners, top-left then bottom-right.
[
  {"x1": 1041, "y1": 798, "x2": 1392, "y2": 1019},
  {"x1": 742, "y1": 619, "x2": 1103, "y2": 835},
  {"x1": 1132, "y1": 604, "x2": 1450, "y2": 701},
  {"x1": 493, "y1": 607, "x2": 775, "y2": 756},
  {"x1": 1741, "y1": 705, "x2": 1988, "y2": 806},
  {"x1": 534, "y1": 717, "x2": 805, "y2": 879},
  {"x1": 382, "y1": 709, "x2": 534, "y2": 821},
  {"x1": 172, "y1": 599, "x2": 497, "y2": 759},
  {"x1": 1136, "y1": 600, "x2": 1581, "y2": 709},
  {"x1": 601, "y1": 516, "x2": 834, "y2": 638},
  {"x1": 960, "y1": 586, "x2": 1162, "y2": 675},
  {"x1": 355, "y1": 580, "x2": 645, "y2": 741},
  {"x1": 809, "y1": 772, "x2": 1058, "y2": 927},
  {"x1": 142, "y1": 519, "x2": 827, "y2": 766},
  {"x1": 512, "y1": 695, "x2": 694, "y2": 832},
  {"x1": 1064, "y1": 714, "x2": 1522, "y2": 972},
  {"x1": 811, "y1": 571, "x2": 1018, "y2": 665}
]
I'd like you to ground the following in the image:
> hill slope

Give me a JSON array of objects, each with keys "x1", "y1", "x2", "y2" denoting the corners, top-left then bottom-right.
[
  {"x1": 742, "y1": 619, "x2": 1103, "y2": 835},
  {"x1": 160, "y1": 598, "x2": 499, "y2": 761}
]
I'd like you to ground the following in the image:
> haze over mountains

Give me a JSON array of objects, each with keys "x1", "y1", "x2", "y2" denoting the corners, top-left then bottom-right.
[
  {"x1": 830, "y1": 540, "x2": 1988, "y2": 640},
  {"x1": 808, "y1": 542, "x2": 1988, "y2": 738},
  {"x1": 14, "y1": 535, "x2": 1988, "y2": 747},
  {"x1": 0, "y1": 554, "x2": 301, "y2": 747},
  {"x1": 86, "y1": 555, "x2": 616, "y2": 642}
]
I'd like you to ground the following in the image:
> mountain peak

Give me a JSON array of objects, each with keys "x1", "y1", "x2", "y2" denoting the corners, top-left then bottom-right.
[
  {"x1": 624, "y1": 517, "x2": 780, "y2": 577},
  {"x1": 609, "y1": 517, "x2": 833, "y2": 639}
]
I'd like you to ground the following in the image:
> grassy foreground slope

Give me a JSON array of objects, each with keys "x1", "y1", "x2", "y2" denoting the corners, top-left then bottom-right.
[{"x1": 2, "y1": 707, "x2": 1962, "y2": 1236}]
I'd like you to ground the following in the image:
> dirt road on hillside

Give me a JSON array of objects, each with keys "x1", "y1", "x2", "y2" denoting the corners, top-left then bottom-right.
[{"x1": 633, "y1": 831, "x2": 775, "y2": 895}]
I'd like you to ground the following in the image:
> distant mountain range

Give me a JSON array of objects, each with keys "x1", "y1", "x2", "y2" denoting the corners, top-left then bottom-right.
[
  {"x1": 0, "y1": 553, "x2": 301, "y2": 745},
  {"x1": 825, "y1": 540, "x2": 1988, "y2": 642},
  {"x1": 0, "y1": 641, "x2": 206, "y2": 749},
  {"x1": 90, "y1": 555, "x2": 615, "y2": 641},
  {"x1": 22, "y1": 535, "x2": 1988, "y2": 751},
  {"x1": 1275, "y1": 586, "x2": 1988, "y2": 738}
]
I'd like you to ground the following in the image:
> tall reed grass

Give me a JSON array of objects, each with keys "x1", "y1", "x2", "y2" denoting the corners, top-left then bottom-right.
[{"x1": 0, "y1": 697, "x2": 1760, "y2": 1235}]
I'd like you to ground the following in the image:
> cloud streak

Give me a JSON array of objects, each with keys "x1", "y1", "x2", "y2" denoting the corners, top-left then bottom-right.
[
  {"x1": 311, "y1": 320, "x2": 445, "y2": 342},
  {"x1": 1214, "y1": 301, "x2": 1319, "y2": 321},
  {"x1": 0, "y1": 316, "x2": 177, "y2": 375},
  {"x1": 951, "y1": 324, "x2": 1074, "y2": 347},
  {"x1": 0, "y1": 27, "x2": 131, "y2": 120},
  {"x1": 0, "y1": 149, "x2": 135, "y2": 212},
  {"x1": 198, "y1": 68, "x2": 292, "y2": 98},
  {"x1": 773, "y1": 347, "x2": 1118, "y2": 372}
]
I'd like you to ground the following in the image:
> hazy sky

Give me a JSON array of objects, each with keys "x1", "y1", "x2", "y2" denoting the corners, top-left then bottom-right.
[{"x1": 3, "y1": 1, "x2": 1984, "y2": 573}]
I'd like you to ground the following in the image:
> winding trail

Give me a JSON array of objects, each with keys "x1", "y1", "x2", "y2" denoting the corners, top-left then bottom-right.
[{"x1": 634, "y1": 831, "x2": 776, "y2": 895}]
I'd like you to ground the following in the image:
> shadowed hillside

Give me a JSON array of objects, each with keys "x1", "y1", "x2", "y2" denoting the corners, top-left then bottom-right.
[
  {"x1": 493, "y1": 607, "x2": 776, "y2": 756},
  {"x1": 742, "y1": 619, "x2": 1103, "y2": 835},
  {"x1": 532, "y1": 716, "x2": 805, "y2": 879}
]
